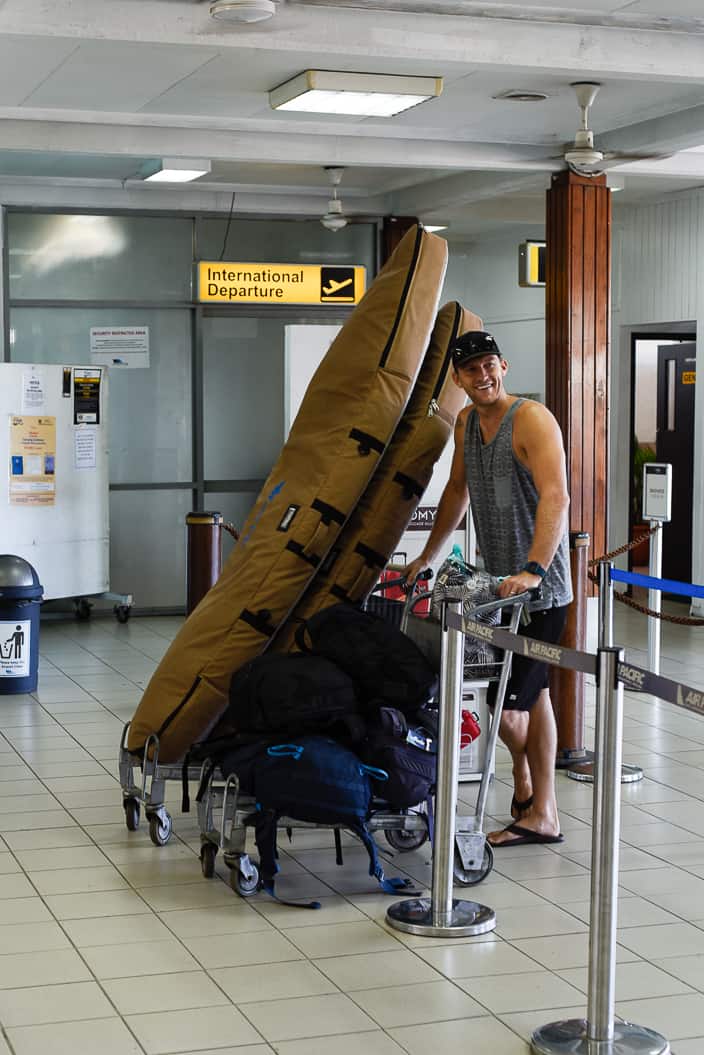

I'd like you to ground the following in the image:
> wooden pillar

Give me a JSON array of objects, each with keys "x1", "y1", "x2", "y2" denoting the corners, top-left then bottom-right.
[
  {"x1": 545, "y1": 170, "x2": 611, "y2": 764},
  {"x1": 381, "y1": 216, "x2": 418, "y2": 265}
]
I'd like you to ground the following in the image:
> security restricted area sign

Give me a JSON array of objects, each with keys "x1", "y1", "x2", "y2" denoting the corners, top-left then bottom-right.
[
  {"x1": 0, "y1": 620, "x2": 30, "y2": 677},
  {"x1": 199, "y1": 262, "x2": 366, "y2": 305}
]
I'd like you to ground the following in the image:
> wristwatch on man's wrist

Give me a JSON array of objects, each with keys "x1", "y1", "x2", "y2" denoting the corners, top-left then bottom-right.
[{"x1": 522, "y1": 560, "x2": 547, "y2": 579}]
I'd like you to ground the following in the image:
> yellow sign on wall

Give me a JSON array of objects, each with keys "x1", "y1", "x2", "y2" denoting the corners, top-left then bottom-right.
[
  {"x1": 682, "y1": 371, "x2": 696, "y2": 385},
  {"x1": 199, "y1": 262, "x2": 366, "y2": 306}
]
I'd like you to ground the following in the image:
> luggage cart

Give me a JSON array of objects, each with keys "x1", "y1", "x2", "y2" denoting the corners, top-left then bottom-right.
[
  {"x1": 378, "y1": 574, "x2": 530, "y2": 887},
  {"x1": 196, "y1": 575, "x2": 527, "y2": 897},
  {"x1": 119, "y1": 726, "x2": 178, "y2": 845}
]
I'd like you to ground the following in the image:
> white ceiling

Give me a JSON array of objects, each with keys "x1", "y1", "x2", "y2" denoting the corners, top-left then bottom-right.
[{"x1": 1, "y1": 0, "x2": 704, "y2": 237}]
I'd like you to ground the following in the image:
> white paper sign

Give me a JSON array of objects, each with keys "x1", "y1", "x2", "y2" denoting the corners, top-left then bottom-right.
[
  {"x1": 21, "y1": 371, "x2": 45, "y2": 412},
  {"x1": 90, "y1": 326, "x2": 150, "y2": 368},
  {"x1": 74, "y1": 426, "x2": 97, "y2": 470},
  {"x1": 0, "y1": 620, "x2": 30, "y2": 677}
]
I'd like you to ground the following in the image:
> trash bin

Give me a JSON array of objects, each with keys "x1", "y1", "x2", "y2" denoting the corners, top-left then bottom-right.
[{"x1": 0, "y1": 555, "x2": 43, "y2": 694}]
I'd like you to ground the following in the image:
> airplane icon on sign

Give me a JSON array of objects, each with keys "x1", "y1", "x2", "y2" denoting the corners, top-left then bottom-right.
[{"x1": 322, "y1": 277, "x2": 353, "y2": 296}]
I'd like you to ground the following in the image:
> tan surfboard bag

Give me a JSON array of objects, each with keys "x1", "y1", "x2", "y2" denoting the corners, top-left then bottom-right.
[
  {"x1": 127, "y1": 225, "x2": 447, "y2": 761},
  {"x1": 272, "y1": 301, "x2": 481, "y2": 650}
]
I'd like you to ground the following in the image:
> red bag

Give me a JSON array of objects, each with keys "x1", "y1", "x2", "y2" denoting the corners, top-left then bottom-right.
[
  {"x1": 379, "y1": 554, "x2": 431, "y2": 615},
  {"x1": 460, "y1": 709, "x2": 481, "y2": 749}
]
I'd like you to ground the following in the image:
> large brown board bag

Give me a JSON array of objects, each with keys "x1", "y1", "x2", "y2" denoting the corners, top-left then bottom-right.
[
  {"x1": 272, "y1": 301, "x2": 482, "y2": 650},
  {"x1": 128, "y1": 226, "x2": 447, "y2": 761}
]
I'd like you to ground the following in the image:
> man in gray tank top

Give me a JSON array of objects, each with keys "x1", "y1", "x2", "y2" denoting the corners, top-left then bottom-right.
[{"x1": 405, "y1": 330, "x2": 572, "y2": 847}]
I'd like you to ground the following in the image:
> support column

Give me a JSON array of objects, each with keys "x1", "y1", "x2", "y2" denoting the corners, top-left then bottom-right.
[{"x1": 545, "y1": 170, "x2": 611, "y2": 758}]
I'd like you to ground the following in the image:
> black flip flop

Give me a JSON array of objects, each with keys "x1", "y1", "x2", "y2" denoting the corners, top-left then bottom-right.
[{"x1": 490, "y1": 822, "x2": 564, "y2": 847}]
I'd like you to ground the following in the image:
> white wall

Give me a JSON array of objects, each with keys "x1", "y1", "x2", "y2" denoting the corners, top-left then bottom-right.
[
  {"x1": 611, "y1": 193, "x2": 701, "y2": 611},
  {"x1": 443, "y1": 231, "x2": 546, "y2": 399}
]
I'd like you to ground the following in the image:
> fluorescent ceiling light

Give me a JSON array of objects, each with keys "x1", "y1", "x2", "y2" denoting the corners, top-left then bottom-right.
[
  {"x1": 270, "y1": 71, "x2": 442, "y2": 118},
  {"x1": 210, "y1": 0, "x2": 276, "y2": 21},
  {"x1": 424, "y1": 225, "x2": 447, "y2": 233},
  {"x1": 145, "y1": 158, "x2": 211, "y2": 183}
]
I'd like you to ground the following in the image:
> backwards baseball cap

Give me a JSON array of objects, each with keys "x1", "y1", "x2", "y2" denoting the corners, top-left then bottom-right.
[{"x1": 451, "y1": 330, "x2": 502, "y2": 369}]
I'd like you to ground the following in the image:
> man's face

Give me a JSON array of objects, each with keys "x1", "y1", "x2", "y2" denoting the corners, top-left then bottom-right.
[{"x1": 453, "y1": 353, "x2": 507, "y2": 404}]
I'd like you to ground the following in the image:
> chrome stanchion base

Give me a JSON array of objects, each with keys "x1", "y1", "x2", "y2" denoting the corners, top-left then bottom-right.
[
  {"x1": 531, "y1": 1017, "x2": 669, "y2": 1054},
  {"x1": 386, "y1": 897, "x2": 496, "y2": 938},
  {"x1": 566, "y1": 762, "x2": 644, "y2": 784}
]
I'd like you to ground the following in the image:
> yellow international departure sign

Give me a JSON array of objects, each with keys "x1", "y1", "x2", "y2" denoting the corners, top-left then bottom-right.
[{"x1": 199, "y1": 262, "x2": 366, "y2": 305}]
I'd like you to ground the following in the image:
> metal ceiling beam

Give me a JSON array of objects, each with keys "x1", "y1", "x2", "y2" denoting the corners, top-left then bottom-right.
[{"x1": 2, "y1": 0, "x2": 704, "y2": 84}]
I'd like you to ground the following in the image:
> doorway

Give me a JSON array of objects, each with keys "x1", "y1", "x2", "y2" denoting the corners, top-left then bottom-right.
[{"x1": 630, "y1": 333, "x2": 696, "y2": 589}]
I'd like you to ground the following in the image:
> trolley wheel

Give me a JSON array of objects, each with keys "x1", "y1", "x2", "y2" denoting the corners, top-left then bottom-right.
[
  {"x1": 148, "y1": 811, "x2": 172, "y2": 846},
  {"x1": 453, "y1": 841, "x2": 493, "y2": 886},
  {"x1": 123, "y1": 797, "x2": 140, "y2": 831},
  {"x1": 200, "y1": 842, "x2": 217, "y2": 878},
  {"x1": 229, "y1": 862, "x2": 260, "y2": 897},
  {"x1": 385, "y1": 826, "x2": 428, "y2": 852},
  {"x1": 75, "y1": 599, "x2": 92, "y2": 621},
  {"x1": 114, "y1": 605, "x2": 131, "y2": 624}
]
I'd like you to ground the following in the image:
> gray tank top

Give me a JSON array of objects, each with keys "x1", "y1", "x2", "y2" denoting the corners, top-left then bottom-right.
[{"x1": 464, "y1": 399, "x2": 572, "y2": 611}]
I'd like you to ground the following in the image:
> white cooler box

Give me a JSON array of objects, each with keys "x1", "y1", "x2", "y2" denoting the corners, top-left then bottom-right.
[{"x1": 458, "y1": 679, "x2": 495, "y2": 782}]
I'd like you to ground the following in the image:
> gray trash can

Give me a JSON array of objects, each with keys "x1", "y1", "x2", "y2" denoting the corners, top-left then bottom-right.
[{"x1": 0, "y1": 555, "x2": 43, "y2": 695}]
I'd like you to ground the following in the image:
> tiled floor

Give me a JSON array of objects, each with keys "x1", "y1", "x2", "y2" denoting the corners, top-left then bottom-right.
[{"x1": 0, "y1": 605, "x2": 703, "y2": 1053}]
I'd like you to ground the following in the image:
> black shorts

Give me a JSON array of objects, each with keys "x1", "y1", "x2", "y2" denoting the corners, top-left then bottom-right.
[{"x1": 486, "y1": 605, "x2": 569, "y2": 713}]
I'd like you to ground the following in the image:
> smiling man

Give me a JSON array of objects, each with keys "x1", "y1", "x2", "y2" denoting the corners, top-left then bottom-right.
[{"x1": 405, "y1": 330, "x2": 572, "y2": 847}]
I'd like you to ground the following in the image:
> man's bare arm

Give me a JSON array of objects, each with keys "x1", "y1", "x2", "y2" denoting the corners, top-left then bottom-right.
[{"x1": 496, "y1": 402, "x2": 569, "y2": 598}]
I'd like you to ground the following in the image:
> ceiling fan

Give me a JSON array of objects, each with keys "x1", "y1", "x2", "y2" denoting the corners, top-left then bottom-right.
[
  {"x1": 320, "y1": 167, "x2": 348, "y2": 231},
  {"x1": 558, "y1": 82, "x2": 670, "y2": 176}
]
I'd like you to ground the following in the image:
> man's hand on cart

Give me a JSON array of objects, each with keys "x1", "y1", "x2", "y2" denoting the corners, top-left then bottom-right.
[
  {"x1": 403, "y1": 556, "x2": 432, "y2": 588},
  {"x1": 496, "y1": 570, "x2": 542, "y2": 599}
]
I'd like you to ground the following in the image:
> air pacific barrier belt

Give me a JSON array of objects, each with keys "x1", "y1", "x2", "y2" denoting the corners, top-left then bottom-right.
[{"x1": 445, "y1": 610, "x2": 704, "y2": 720}]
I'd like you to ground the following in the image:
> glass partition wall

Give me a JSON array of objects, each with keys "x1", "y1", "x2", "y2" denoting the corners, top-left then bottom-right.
[{"x1": 5, "y1": 211, "x2": 377, "y2": 610}]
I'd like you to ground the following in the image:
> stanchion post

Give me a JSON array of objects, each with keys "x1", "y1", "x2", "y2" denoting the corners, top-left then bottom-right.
[
  {"x1": 568, "y1": 560, "x2": 643, "y2": 785},
  {"x1": 598, "y1": 559, "x2": 614, "y2": 648},
  {"x1": 648, "y1": 521, "x2": 663, "y2": 676},
  {"x1": 531, "y1": 645, "x2": 670, "y2": 1055},
  {"x1": 185, "y1": 511, "x2": 223, "y2": 615},
  {"x1": 386, "y1": 599, "x2": 496, "y2": 938}
]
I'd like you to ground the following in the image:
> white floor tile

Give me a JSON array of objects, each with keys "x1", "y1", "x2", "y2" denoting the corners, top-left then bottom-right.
[
  {"x1": 103, "y1": 970, "x2": 230, "y2": 1014},
  {"x1": 7, "y1": 1017, "x2": 142, "y2": 1055},
  {"x1": 0, "y1": 980, "x2": 114, "y2": 1027},
  {"x1": 125, "y1": 1005, "x2": 262, "y2": 1053},
  {"x1": 242, "y1": 992, "x2": 376, "y2": 1042},
  {"x1": 211, "y1": 961, "x2": 337, "y2": 1003}
]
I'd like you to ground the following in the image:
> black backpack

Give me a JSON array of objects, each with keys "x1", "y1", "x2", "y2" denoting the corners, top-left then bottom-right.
[
  {"x1": 296, "y1": 604, "x2": 438, "y2": 716},
  {"x1": 224, "y1": 652, "x2": 361, "y2": 738},
  {"x1": 361, "y1": 706, "x2": 437, "y2": 809},
  {"x1": 197, "y1": 734, "x2": 418, "y2": 908}
]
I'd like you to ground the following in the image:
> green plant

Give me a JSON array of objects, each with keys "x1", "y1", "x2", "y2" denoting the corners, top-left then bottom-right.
[{"x1": 632, "y1": 439, "x2": 656, "y2": 520}]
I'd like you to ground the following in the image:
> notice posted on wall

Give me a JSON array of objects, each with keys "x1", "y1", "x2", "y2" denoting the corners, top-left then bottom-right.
[
  {"x1": 74, "y1": 426, "x2": 97, "y2": 471},
  {"x1": 21, "y1": 370, "x2": 45, "y2": 413},
  {"x1": 9, "y1": 415, "x2": 56, "y2": 506},
  {"x1": 73, "y1": 367, "x2": 102, "y2": 424},
  {"x1": 0, "y1": 619, "x2": 30, "y2": 677},
  {"x1": 90, "y1": 326, "x2": 149, "y2": 368}
]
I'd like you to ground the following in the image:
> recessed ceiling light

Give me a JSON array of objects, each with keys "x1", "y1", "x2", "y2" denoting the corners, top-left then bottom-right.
[
  {"x1": 210, "y1": 0, "x2": 277, "y2": 23},
  {"x1": 493, "y1": 90, "x2": 549, "y2": 102},
  {"x1": 270, "y1": 71, "x2": 443, "y2": 117}
]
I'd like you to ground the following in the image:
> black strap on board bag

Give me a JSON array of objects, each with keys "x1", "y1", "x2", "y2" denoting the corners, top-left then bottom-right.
[{"x1": 295, "y1": 603, "x2": 439, "y2": 716}]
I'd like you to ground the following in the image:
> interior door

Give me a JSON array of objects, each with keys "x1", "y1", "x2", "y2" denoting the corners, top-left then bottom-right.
[{"x1": 656, "y1": 342, "x2": 695, "y2": 586}]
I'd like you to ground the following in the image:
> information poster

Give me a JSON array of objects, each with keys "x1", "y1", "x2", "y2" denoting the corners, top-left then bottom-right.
[
  {"x1": 73, "y1": 368, "x2": 102, "y2": 424},
  {"x1": 90, "y1": 326, "x2": 150, "y2": 368},
  {"x1": 74, "y1": 426, "x2": 97, "y2": 470},
  {"x1": 22, "y1": 370, "x2": 45, "y2": 413},
  {"x1": 0, "y1": 619, "x2": 30, "y2": 677},
  {"x1": 9, "y1": 415, "x2": 56, "y2": 506}
]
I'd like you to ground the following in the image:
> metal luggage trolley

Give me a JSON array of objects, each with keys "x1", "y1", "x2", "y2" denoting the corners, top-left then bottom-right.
[
  {"x1": 119, "y1": 728, "x2": 181, "y2": 846},
  {"x1": 195, "y1": 576, "x2": 527, "y2": 898},
  {"x1": 390, "y1": 574, "x2": 530, "y2": 887}
]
